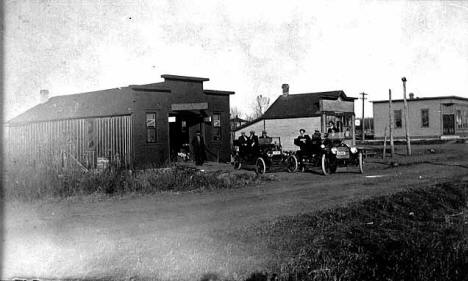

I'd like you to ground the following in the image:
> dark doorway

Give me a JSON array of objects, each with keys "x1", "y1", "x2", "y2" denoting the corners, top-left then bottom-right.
[
  {"x1": 169, "y1": 112, "x2": 202, "y2": 160},
  {"x1": 443, "y1": 114, "x2": 455, "y2": 135}
]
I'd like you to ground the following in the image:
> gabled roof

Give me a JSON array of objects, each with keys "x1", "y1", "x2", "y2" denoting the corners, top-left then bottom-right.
[{"x1": 262, "y1": 90, "x2": 355, "y2": 119}]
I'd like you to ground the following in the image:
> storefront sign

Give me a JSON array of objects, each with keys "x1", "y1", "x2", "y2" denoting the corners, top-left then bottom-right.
[
  {"x1": 320, "y1": 100, "x2": 354, "y2": 113},
  {"x1": 171, "y1": 102, "x2": 208, "y2": 111}
]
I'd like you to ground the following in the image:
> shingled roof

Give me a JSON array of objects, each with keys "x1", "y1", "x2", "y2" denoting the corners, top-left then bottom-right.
[{"x1": 262, "y1": 90, "x2": 355, "y2": 119}]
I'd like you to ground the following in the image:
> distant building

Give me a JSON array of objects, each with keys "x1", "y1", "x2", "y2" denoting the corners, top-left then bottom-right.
[
  {"x1": 230, "y1": 115, "x2": 248, "y2": 131},
  {"x1": 372, "y1": 95, "x2": 468, "y2": 139},
  {"x1": 234, "y1": 87, "x2": 357, "y2": 151},
  {"x1": 6, "y1": 74, "x2": 234, "y2": 168}
]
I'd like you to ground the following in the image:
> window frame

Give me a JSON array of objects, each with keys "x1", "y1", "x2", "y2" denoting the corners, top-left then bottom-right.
[
  {"x1": 212, "y1": 112, "x2": 222, "y2": 141},
  {"x1": 394, "y1": 109, "x2": 402, "y2": 128},
  {"x1": 421, "y1": 109, "x2": 429, "y2": 128},
  {"x1": 146, "y1": 112, "x2": 157, "y2": 143}
]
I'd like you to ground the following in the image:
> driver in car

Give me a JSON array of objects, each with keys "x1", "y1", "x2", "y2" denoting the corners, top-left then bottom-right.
[{"x1": 259, "y1": 130, "x2": 272, "y2": 145}]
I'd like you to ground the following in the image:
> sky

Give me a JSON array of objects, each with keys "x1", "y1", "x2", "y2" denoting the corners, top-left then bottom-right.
[{"x1": 4, "y1": 0, "x2": 468, "y2": 121}]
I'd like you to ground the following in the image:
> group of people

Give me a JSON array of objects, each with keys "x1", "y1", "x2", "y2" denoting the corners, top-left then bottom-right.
[
  {"x1": 293, "y1": 128, "x2": 323, "y2": 160},
  {"x1": 236, "y1": 130, "x2": 273, "y2": 157}
]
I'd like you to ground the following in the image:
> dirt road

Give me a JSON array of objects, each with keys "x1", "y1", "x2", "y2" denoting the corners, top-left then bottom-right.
[{"x1": 3, "y1": 144, "x2": 468, "y2": 280}]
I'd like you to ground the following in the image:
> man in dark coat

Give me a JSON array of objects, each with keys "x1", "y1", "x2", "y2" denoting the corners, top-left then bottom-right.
[
  {"x1": 247, "y1": 130, "x2": 259, "y2": 157},
  {"x1": 237, "y1": 131, "x2": 249, "y2": 157},
  {"x1": 191, "y1": 131, "x2": 206, "y2": 166},
  {"x1": 294, "y1": 129, "x2": 312, "y2": 161}
]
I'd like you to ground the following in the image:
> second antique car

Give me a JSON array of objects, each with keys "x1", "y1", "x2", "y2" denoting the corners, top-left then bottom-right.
[
  {"x1": 295, "y1": 134, "x2": 363, "y2": 175},
  {"x1": 233, "y1": 136, "x2": 298, "y2": 174}
]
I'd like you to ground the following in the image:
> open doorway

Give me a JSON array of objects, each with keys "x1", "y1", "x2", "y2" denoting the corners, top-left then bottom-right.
[{"x1": 168, "y1": 112, "x2": 203, "y2": 161}]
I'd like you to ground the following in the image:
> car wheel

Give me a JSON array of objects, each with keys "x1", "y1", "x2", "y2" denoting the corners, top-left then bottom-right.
[
  {"x1": 287, "y1": 155, "x2": 298, "y2": 173},
  {"x1": 233, "y1": 155, "x2": 242, "y2": 170},
  {"x1": 256, "y1": 157, "x2": 267, "y2": 174},
  {"x1": 358, "y1": 152, "x2": 364, "y2": 174},
  {"x1": 321, "y1": 154, "x2": 331, "y2": 176}
]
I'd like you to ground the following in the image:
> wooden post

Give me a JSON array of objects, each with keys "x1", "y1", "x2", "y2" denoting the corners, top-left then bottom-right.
[
  {"x1": 360, "y1": 92, "x2": 368, "y2": 141},
  {"x1": 351, "y1": 114, "x2": 356, "y2": 146},
  {"x1": 383, "y1": 126, "x2": 387, "y2": 159},
  {"x1": 388, "y1": 89, "x2": 395, "y2": 157},
  {"x1": 402, "y1": 77, "x2": 412, "y2": 155}
]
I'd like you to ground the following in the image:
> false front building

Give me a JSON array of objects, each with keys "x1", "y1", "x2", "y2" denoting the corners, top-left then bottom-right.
[
  {"x1": 234, "y1": 86, "x2": 357, "y2": 151},
  {"x1": 372, "y1": 95, "x2": 468, "y2": 139},
  {"x1": 6, "y1": 74, "x2": 234, "y2": 168}
]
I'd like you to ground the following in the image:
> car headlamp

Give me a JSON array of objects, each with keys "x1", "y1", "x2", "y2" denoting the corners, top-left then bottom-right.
[
  {"x1": 320, "y1": 144, "x2": 325, "y2": 149},
  {"x1": 331, "y1": 147, "x2": 337, "y2": 154},
  {"x1": 350, "y1": 147, "x2": 358, "y2": 154}
]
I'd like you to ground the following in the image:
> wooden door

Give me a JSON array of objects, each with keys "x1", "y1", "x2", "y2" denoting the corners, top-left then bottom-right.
[{"x1": 443, "y1": 114, "x2": 455, "y2": 135}]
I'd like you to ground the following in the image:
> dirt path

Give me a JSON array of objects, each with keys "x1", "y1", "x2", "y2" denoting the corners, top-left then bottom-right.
[{"x1": 3, "y1": 144, "x2": 468, "y2": 280}]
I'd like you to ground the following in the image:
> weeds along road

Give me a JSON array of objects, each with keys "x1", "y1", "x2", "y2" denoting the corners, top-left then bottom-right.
[{"x1": 3, "y1": 144, "x2": 468, "y2": 280}]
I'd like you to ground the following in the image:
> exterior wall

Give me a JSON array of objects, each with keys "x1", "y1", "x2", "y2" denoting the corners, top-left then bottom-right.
[
  {"x1": 373, "y1": 98, "x2": 468, "y2": 138},
  {"x1": 131, "y1": 90, "x2": 170, "y2": 167},
  {"x1": 7, "y1": 115, "x2": 133, "y2": 168},
  {"x1": 235, "y1": 117, "x2": 321, "y2": 152},
  {"x1": 205, "y1": 94, "x2": 231, "y2": 162}
]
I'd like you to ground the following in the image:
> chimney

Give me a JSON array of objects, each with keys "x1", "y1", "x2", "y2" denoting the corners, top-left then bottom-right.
[
  {"x1": 40, "y1": 89, "x2": 49, "y2": 103},
  {"x1": 409, "y1": 92, "x2": 414, "y2": 100},
  {"x1": 282, "y1": 84, "x2": 289, "y2": 96}
]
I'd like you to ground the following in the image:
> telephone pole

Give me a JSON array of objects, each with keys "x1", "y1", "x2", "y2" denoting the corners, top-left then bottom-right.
[
  {"x1": 360, "y1": 92, "x2": 368, "y2": 141},
  {"x1": 388, "y1": 89, "x2": 395, "y2": 157},
  {"x1": 402, "y1": 77, "x2": 412, "y2": 155}
]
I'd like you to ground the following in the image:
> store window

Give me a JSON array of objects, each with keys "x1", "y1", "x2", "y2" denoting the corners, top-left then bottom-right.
[
  {"x1": 394, "y1": 110, "x2": 402, "y2": 128},
  {"x1": 146, "y1": 112, "x2": 157, "y2": 143},
  {"x1": 212, "y1": 113, "x2": 221, "y2": 141},
  {"x1": 421, "y1": 109, "x2": 429, "y2": 127}
]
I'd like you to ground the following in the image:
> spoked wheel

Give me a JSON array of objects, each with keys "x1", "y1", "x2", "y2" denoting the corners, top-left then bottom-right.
[
  {"x1": 286, "y1": 155, "x2": 298, "y2": 173},
  {"x1": 256, "y1": 157, "x2": 267, "y2": 175},
  {"x1": 233, "y1": 155, "x2": 242, "y2": 170},
  {"x1": 321, "y1": 154, "x2": 331, "y2": 176},
  {"x1": 358, "y1": 152, "x2": 364, "y2": 174}
]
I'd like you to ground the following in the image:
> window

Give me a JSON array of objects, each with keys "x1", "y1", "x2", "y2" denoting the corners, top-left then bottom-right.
[
  {"x1": 421, "y1": 109, "x2": 429, "y2": 127},
  {"x1": 212, "y1": 113, "x2": 221, "y2": 141},
  {"x1": 146, "y1": 113, "x2": 157, "y2": 143},
  {"x1": 394, "y1": 110, "x2": 402, "y2": 128},
  {"x1": 457, "y1": 110, "x2": 468, "y2": 129}
]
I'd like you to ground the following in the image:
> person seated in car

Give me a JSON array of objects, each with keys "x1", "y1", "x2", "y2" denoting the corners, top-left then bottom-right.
[
  {"x1": 259, "y1": 130, "x2": 272, "y2": 145},
  {"x1": 294, "y1": 129, "x2": 311, "y2": 160}
]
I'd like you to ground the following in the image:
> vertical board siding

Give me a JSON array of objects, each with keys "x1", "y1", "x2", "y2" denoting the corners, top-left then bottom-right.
[{"x1": 7, "y1": 115, "x2": 133, "y2": 168}]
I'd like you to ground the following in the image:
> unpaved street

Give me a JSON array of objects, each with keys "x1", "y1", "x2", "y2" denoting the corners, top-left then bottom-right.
[{"x1": 3, "y1": 144, "x2": 468, "y2": 280}]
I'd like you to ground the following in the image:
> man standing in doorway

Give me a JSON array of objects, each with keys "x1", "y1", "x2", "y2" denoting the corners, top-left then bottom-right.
[{"x1": 191, "y1": 130, "x2": 206, "y2": 166}]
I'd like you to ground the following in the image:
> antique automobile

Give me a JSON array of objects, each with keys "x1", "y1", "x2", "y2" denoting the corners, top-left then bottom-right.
[
  {"x1": 295, "y1": 135, "x2": 363, "y2": 175},
  {"x1": 232, "y1": 136, "x2": 298, "y2": 174}
]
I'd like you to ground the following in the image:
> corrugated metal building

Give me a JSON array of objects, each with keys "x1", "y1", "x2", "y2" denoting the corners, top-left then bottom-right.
[
  {"x1": 234, "y1": 87, "x2": 357, "y2": 151},
  {"x1": 372, "y1": 95, "x2": 468, "y2": 139},
  {"x1": 6, "y1": 74, "x2": 234, "y2": 168}
]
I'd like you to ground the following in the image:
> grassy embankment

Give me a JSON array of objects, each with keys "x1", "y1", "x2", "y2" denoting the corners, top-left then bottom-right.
[
  {"x1": 3, "y1": 161, "x2": 272, "y2": 201},
  {"x1": 233, "y1": 181, "x2": 468, "y2": 281}
]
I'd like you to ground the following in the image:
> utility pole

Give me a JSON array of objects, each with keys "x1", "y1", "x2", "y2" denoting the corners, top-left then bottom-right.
[
  {"x1": 360, "y1": 92, "x2": 368, "y2": 141},
  {"x1": 388, "y1": 89, "x2": 395, "y2": 157},
  {"x1": 402, "y1": 77, "x2": 411, "y2": 156}
]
